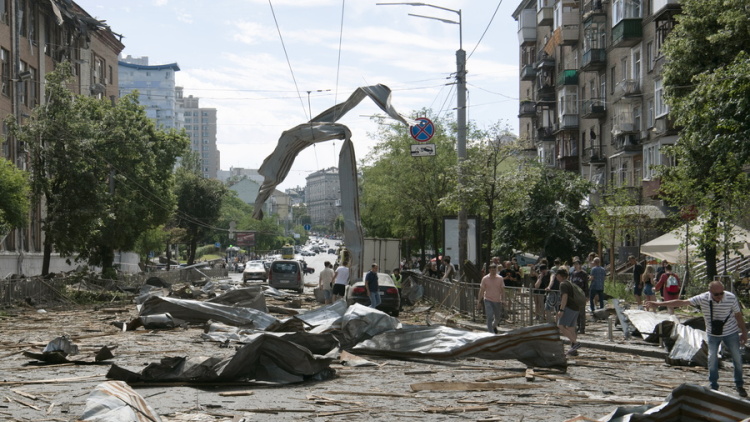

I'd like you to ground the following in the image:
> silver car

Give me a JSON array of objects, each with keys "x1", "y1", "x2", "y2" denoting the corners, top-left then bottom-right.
[{"x1": 268, "y1": 260, "x2": 304, "y2": 293}]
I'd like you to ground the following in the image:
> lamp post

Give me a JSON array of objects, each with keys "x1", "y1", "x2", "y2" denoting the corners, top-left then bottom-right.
[{"x1": 377, "y1": 2, "x2": 468, "y2": 274}]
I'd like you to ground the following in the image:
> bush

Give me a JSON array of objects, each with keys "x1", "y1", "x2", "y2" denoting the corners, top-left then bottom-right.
[{"x1": 196, "y1": 244, "x2": 219, "y2": 259}]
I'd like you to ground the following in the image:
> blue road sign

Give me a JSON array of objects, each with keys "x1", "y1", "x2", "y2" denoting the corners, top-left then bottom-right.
[
  {"x1": 214, "y1": 242, "x2": 221, "y2": 248},
  {"x1": 304, "y1": 224, "x2": 312, "y2": 231},
  {"x1": 410, "y1": 117, "x2": 435, "y2": 142}
]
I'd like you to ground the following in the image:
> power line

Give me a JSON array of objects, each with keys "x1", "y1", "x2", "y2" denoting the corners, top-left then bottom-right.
[
  {"x1": 268, "y1": 0, "x2": 309, "y2": 121},
  {"x1": 467, "y1": 1, "x2": 503, "y2": 62},
  {"x1": 333, "y1": 0, "x2": 346, "y2": 120}
]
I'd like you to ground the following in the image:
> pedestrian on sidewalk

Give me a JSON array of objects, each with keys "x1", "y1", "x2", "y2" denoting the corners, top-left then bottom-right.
[
  {"x1": 589, "y1": 257, "x2": 606, "y2": 313},
  {"x1": 476, "y1": 263, "x2": 506, "y2": 334},
  {"x1": 570, "y1": 258, "x2": 589, "y2": 334},
  {"x1": 556, "y1": 267, "x2": 581, "y2": 356},
  {"x1": 630, "y1": 255, "x2": 644, "y2": 309},
  {"x1": 646, "y1": 281, "x2": 747, "y2": 397},
  {"x1": 318, "y1": 261, "x2": 335, "y2": 304},
  {"x1": 654, "y1": 264, "x2": 681, "y2": 315}
]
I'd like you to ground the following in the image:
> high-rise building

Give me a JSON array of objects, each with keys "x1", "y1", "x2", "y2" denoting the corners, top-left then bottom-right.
[
  {"x1": 176, "y1": 87, "x2": 219, "y2": 179},
  {"x1": 511, "y1": 0, "x2": 680, "y2": 258},
  {"x1": 0, "y1": 0, "x2": 124, "y2": 273},
  {"x1": 118, "y1": 56, "x2": 180, "y2": 129},
  {"x1": 306, "y1": 168, "x2": 341, "y2": 227}
]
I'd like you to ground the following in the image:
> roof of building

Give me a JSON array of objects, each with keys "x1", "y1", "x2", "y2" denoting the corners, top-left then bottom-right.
[{"x1": 118, "y1": 61, "x2": 181, "y2": 71}]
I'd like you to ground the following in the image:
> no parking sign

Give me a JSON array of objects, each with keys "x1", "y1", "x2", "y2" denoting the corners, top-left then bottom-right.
[{"x1": 410, "y1": 117, "x2": 435, "y2": 142}]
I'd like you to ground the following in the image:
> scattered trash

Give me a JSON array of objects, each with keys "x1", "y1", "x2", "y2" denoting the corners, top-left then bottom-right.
[{"x1": 23, "y1": 336, "x2": 116, "y2": 364}]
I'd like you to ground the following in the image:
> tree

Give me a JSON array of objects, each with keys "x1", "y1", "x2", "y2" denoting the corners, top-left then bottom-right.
[
  {"x1": 175, "y1": 154, "x2": 227, "y2": 265},
  {"x1": 660, "y1": 0, "x2": 750, "y2": 280},
  {"x1": 360, "y1": 111, "x2": 460, "y2": 266},
  {"x1": 496, "y1": 164, "x2": 595, "y2": 261},
  {"x1": 0, "y1": 156, "x2": 30, "y2": 237},
  {"x1": 444, "y1": 123, "x2": 522, "y2": 266},
  {"x1": 8, "y1": 62, "x2": 188, "y2": 276}
]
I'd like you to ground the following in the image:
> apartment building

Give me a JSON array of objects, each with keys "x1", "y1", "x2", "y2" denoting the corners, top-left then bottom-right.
[
  {"x1": 118, "y1": 56, "x2": 180, "y2": 130},
  {"x1": 512, "y1": 0, "x2": 680, "y2": 201},
  {"x1": 175, "y1": 86, "x2": 219, "y2": 179},
  {"x1": 305, "y1": 167, "x2": 341, "y2": 227},
  {"x1": 0, "y1": 0, "x2": 124, "y2": 273}
]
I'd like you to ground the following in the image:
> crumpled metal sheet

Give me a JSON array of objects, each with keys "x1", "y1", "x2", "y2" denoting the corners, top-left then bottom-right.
[
  {"x1": 596, "y1": 383, "x2": 750, "y2": 422},
  {"x1": 252, "y1": 85, "x2": 412, "y2": 280},
  {"x1": 106, "y1": 332, "x2": 338, "y2": 384},
  {"x1": 25, "y1": 336, "x2": 115, "y2": 364},
  {"x1": 667, "y1": 322, "x2": 708, "y2": 366},
  {"x1": 353, "y1": 324, "x2": 567, "y2": 368},
  {"x1": 296, "y1": 299, "x2": 349, "y2": 333},
  {"x1": 341, "y1": 303, "x2": 402, "y2": 347},
  {"x1": 138, "y1": 296, "x2": 279, "y2": 329},
  {"x1": 623, "y1": 310, "x2": 679, "y2": 342},
  {"x1": 80, "y1": 381, "x2": 162, "y2": 422},
  {"x1": 205, "y1": 285, "x2": 267, "y2": 312}
]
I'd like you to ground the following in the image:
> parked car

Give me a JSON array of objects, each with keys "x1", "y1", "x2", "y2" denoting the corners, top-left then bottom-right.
[
  {"x1": 328, "y1": 248, "x2": 336, "y2": 254},
  {"x1": 268, "y1": 260, "x2": 304, "y2": 293},
  {"x1": 242, "y1": 262, "x2": 267, "y2": 282},
  {"x1": 345, "y1": 272, "x2": 401, "y2": 317}
]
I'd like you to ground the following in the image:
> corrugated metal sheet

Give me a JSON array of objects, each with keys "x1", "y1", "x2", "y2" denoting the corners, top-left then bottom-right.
[
  {"x1": 353, "y1": 323, "x2": 567, "y2": 368},
  {"x1": 624, "y1": 310, "x2": 679, "y2": 342},
  {"x1": 598, "y1": 383, "x2": 750, "y2": 422}
]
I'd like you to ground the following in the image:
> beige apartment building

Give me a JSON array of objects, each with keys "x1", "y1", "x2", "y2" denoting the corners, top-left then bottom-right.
[
  {"x1": 512, "y1": 0, "x2": 680, "y2": 202},
  {"x1": 0, "y1": 0, "x2": 124, "y2": 274}
]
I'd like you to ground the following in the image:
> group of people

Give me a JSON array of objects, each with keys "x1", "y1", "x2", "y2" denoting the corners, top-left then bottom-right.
[
  {"x1": 630, "y1": 257, "x2": 683, "y2": 314},
  {"x1": 317, "y1": 260, "x2": 403, "y2": 310},
  {"x1": 423, "y1": 256, "x2": 456, "y2": 282}
]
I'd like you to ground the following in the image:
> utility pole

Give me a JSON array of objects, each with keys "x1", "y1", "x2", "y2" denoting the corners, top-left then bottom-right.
[{"x1": 377, "y1": 2, "x2": 467, "y2": 275}]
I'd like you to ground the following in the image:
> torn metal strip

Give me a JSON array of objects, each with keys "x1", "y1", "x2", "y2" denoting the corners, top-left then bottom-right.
[
  {"x1": 353, "y1": 324, "x2": 567, "y2": 368},
  {"x1": 138, "y1": 296, "x2": 279, "y2": 329}
]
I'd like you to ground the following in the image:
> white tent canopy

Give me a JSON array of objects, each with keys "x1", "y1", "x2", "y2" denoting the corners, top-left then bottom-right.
[{"x1": 641, "y1": 223, "x2": 750, "y2": 263}]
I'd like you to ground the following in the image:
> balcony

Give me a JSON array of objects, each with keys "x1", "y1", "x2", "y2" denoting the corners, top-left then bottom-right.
[
  {"x1": 581, "y1": 99, "x2": 606, "y2": 119},
  {"x1": 558, "y1": 155, "x2": 580, "y2": 172},
  {"x1": 614, "y1": 79, "x2": 641, "y2": 97},
  {"x1": 556, "y1": 69, "x2": 578, "y2": 86},
  {"x1": 536, "y1": 84, "x2": 555, "y2": 102},
  {"x1": 612, "y1": 18, "x2": 643, "y2": 48},
  {"x1": 582, "y1": 0, "x2": 605, "y2": 21},
  {"x1": 581, "y1": 48, "x2": 606, "y2": 71},
  {"x1": 654, "y1": 114, "x2": 679, "y2": 135},
  {"x1": 518, "y1": 8, "x2": 537, "y2": 46},
  {"x1": 554, "y1": 114, "x2": 579, "y2": 133},
  {"x1": 613, "y1": 133, "x2": 641, "y2": 152},
  {"x1": 537, "y1": 126, "x2": 555, "y2": 143},
  {"x1": 652, "y1": 0, "x2": 680, "y2": 21},
  {"x1": 519, "y1": 100, "x2": 537, "y2": 117},
  {"x1": 537, "y1": 5, "x2": 553, "y2": 26},
  {"x1": 536, "y1": 51, "x2": 554, "y2": 69},
  {"x1": 583, "y1": 146, "x2": 606, "y2": 165},
  {"x1": 520, "y1": 64, "x2": 537, "y2": 80}
]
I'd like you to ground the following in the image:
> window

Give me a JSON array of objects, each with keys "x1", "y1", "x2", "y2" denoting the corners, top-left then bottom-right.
[
  {"x1": 610, "y1": 66, "x2": 616, "y2": 94},
  {"x1": 612, "y1": 0, "x2": 641, "y2": 25},
  {"x1": 646, "y1": 41, "x2": 653, "y2": 72},
  {"x1": 0, "y1": 0, "x2": 8, "y2": 24},
  {"x1": 655, "y1": 79, "x2": 668, "y2": 117},
  {"x1": 633, "y1": 106, "x2": 641, "y2": 132},
  {"x1": 29, "y1": 67, "x2": 37, "y2": 107},
  {"x1": 655, "y1": 17, "x2": 675, "y2": 57},
  {"x1": 631, "y1": 46, "x2": 641, "y2": 84},
  {"x1": 620, "y1": 57, "x2": 628, "y2": 81},
  {"x1": 19, "y1": 62, "x2": 27, "y2": 106},
  {"x1": 647, "y1": 99, "x2": 654, "y2": 128},
  {"x1": 600, "y1": 73, "x2": 606, "y2": 103},
  {"x1": 0, "y1": 48, "x2": 9, "y2": 96}
]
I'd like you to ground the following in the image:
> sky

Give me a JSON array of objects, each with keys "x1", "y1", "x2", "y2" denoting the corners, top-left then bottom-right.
[{"x1": 74, "y1": 0, "x2": 521, "y2": 190}]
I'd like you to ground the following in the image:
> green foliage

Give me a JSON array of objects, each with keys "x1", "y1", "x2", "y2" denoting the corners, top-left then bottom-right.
[
  {"x1": 195, "y1": 244, "x2": 219, "y2": 258},
  {"x1": 175, "y1": 153, "x2": 227, "y2": 265},
  {"x1": 133, "y1": 226, "x2": 168, "y2": 262},
  {"x1": 497, "y1": 163, "x2": 595, "y2": 260},
  {"x1": 360, "y1": 110, "x2": 460, "y2": 254},
  {"x1": 659, "y1": 0, "x2": 750, "y2": 279},
  {"x1": 7, "y1": 62, "x2": 188, "y2": 275},
  {"x1": 0, "y1": 156, "x2": 30, "y2": 234}
]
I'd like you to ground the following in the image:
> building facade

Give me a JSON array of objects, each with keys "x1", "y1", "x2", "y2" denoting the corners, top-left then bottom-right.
[
  {"x1": 0, "y1": 0, "x2": 124, "y2": 273},
  {"x1": 175, "y1": 87, "x2": 219, "y2": 179},
  {"x1": 118, "y1": 56, "x2": 180, "y2": 130},
  {"x1": 512, "y1": 0, "x2": 679, "y2": 198},
  {"x1": 305, "y1": 167, "x2": 341, "y2": 227}
]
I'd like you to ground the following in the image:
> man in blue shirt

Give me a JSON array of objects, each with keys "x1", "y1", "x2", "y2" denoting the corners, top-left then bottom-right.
[
  {"x1": 589, "y1": 257, "x2": 606, "y2": 313},
  {"x1": 366, "y1": 264, "x2": 381, "y2": 309}
]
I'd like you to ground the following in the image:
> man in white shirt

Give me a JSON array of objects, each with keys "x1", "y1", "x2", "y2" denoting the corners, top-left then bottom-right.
[{"x1": 647, "y1": 281, "x2": 748, "y2": 397}]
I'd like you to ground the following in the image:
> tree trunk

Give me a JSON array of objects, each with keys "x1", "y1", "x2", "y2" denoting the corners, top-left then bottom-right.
[
  {"x1": 417, "y1": 216, "x2": 426, "y2": 268},
  {"x1": 432, "y1": 218, "x2": 439, "y2": 259},
  {"x1": 42, "y1": 235, "x2": 52, "y2": 276},
  {"x1": 166, "y1": 241, "x2": 172, "y2": 271},
  {"x1": 705, "y1": 244, "x2": 717, "y2": 282},
  {"x1": 99, "y1": 245, "x2": 115, "y2": 279}
]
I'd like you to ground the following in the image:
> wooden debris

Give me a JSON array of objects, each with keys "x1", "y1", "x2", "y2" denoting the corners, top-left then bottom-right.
[
  {"x1": 5, "y1": 396, "x2": 41, "y2": 411},
  {"x1": 422, "y1": 405, "x2": 489, "y2": 413},
  {"x1": 46, "y1": 402, "x2": 55, "y2": 414},
  {"x1": 411, "y1": 382, "x2": 537, "y2": 392},
  {"x1": 218, "y1": 390, "x2": 255, "y2": 397},
  {"x1": 11, "y1": 389, "x2": 38, "y2": 401},
  {"x1": 307, "y1": 395, "x2": 364, "y2": 406},
  {"x1": 525, "y1": 368, "x2": 535, "y2": 382},
  {"x1": 326, "y1": 390, "x2": 412, "y2": 398},
  {"x1": 475, "y1": 373, "x2": 523, "y2": 382},
  {"x1": 317, "y1": 409, "x2": 364, "y2": 416},
  {"x1": 404, "y1": 370, "x2": 436, "y2": 375},
  {"x1": 0, "y1": 374, "x2": 104, "y2": 386}
]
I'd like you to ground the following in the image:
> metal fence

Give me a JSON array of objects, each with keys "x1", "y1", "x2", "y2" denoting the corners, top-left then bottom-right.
[{"x1": 404, "y1": 272, "x2": 543, "y2": 327}]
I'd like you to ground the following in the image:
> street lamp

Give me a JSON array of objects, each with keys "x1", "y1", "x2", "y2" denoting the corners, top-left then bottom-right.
[{"x1": 377, "y1": 2, "x2": 468, "y2": 274}]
